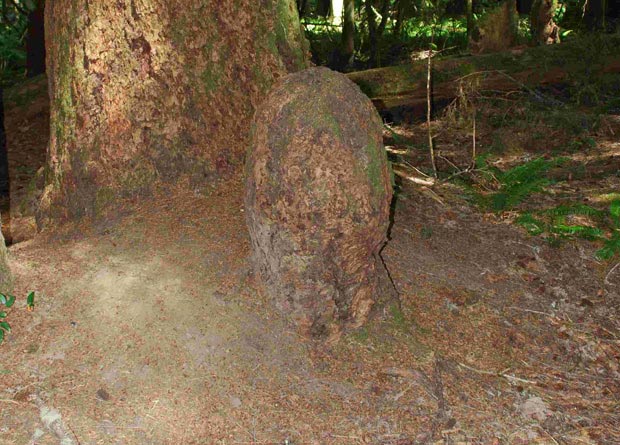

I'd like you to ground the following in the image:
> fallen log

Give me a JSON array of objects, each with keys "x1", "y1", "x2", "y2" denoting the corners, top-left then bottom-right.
[{"x1": 346, "y1": 36, "x2": 620, "y2": 121}]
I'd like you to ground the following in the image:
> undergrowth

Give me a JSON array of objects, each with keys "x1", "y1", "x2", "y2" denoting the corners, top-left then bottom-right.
[
  {"x1": 463, "y1": 156, "x2": 566, "y2": 212},
  {"x1": 0, "y1": 291, "x2": 35, "y2": 344},
  {"x1": 517, "y1": 201, "x2": 620, "y2": 260},
  {"x1": 460, "y1": 157, "x2": 620, "y2": 259}
]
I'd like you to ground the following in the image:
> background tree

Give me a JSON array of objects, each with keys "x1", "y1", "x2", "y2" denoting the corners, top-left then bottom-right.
[
  {"x1": 341, "y1": 0, "x2": 356, "y2": 65},
  {"x1": 365, "y1": 0, "x2": 391, "y2": 67},
  {"x1": 0, "y1": 88, "x2": 7, "y2": 197},
  {"x1": 40, "y1": 0, "x2": 308, "y2": 224},
  {"x1": 530, "y1": 0, "x2": 560, "y2": 44},
  {"x1": 584, "y1": 0, "x2": 607, "y2": 30},
  {"x1": 0, "y1": 88, "x2": 10, "y2": 291},
  {"x1": 25, "y1": 0, "x2": 45, "y2": 77}
]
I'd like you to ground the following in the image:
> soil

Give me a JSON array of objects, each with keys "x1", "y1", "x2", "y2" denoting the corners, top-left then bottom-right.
[{"x1": 0, "y1": 75, "x2": 618, "y2": 445}]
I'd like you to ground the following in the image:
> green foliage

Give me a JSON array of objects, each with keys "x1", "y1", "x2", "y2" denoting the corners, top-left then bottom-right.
[
  {"x1": 466, "y1": 156, "x2": 565, "y2": 212},
  {"x1": 516, "y1": 200, "x2": 620, "y2": 260},
  {"x1": 0, "y1": 3, "x2": 30, "y2": 86},
  {"x1": 0, "y1": 291, "x2": 35, "y2": 344}
]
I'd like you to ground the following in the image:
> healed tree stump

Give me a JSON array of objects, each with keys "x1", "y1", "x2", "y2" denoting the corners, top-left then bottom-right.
[{"x1": 245, "y1": 67, "x2": 394, "y2": 341}]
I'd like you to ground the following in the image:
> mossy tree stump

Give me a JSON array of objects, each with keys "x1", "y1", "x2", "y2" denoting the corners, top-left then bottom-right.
[{"x1": 245, "y1": 67, "x2": 394, "y2": 341}]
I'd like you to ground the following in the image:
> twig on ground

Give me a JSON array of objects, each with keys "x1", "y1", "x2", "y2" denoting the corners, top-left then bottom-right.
[
  {"x1": 381, "y1": 367, "x2": 437, "y2": 400},
  {"x1": 604, "y1": 262, "x2": 620, "y2": 286},
  {"x1": 457, "y1": 362, "x2": 537, "y2": 385},
  {"x1": 393, "y1": 164, "x2": 436, "y2": 186},
  {"x1": 385, "y1": 146, "x2": 409, "y2": 155},
  {"x1": 507, "y1": 306, "x2": 557, "y2": 319}
]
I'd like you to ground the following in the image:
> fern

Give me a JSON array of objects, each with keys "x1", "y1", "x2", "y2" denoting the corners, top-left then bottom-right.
[
  {"x1": 517, "y1": 200, "x2": 620, "y2": 260},
  {"x1": 468, "y1": 156, "x2": 565, "y2": 212},
  {"x1": 596, "y1": 230, "x2": 620, "y2": 260},
  {"x1": 516, "y1": 213, "x2": 546, "y2": 235},
  {"x1": 549, "y1": 224, "x2": 603, "y2": 240},
  {"x1": 542, "y1": 203, "x2": 605, "y2": 220}
]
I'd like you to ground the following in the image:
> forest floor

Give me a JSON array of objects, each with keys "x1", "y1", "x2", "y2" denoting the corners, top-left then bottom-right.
[{"x1": 0, "y1": 75, "x2": 619, "y2": 445}]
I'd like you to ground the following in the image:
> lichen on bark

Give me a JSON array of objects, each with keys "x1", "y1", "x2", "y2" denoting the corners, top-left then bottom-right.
[{"x1": 245, "y1": 67, "x2": 395, "y2": 341}]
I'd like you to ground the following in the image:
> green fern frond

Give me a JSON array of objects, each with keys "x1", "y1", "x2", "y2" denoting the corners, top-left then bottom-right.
[
  {"x1": 549, "y1": 224, "x2": 604, "y2": 240},
  {"x1": 516, "y1": 213, "x2": 546, "y2": 235},
  {"x1": 542, "y1": 203, "x2": 605, "y2": 220},
  {"x1": 596, "y1": 230, "x2": 620, "y2": 260}
]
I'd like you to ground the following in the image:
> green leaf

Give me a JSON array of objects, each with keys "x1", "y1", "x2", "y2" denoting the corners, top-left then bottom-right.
[
  {"x1": 0, "y1": 294, "x2": 6, "y2": 306},
  {"x1": 596, "y1": 231, "x2": 620, "y2": 260},
  {"x1": 516, "y1": 214, "x2": 546, "y2": 235},
  {"x1": 0, "y1": 329, "x2": 4, "y2": 344},
  {"x1": 0, "y1": 321, "x2": 11, "y2": 332},
  {"x1": 610, "y1": 200, "x2": 620, "y2": 220},
  {"x1": 5, "y1": 295, "x2": 15, "y2": 308},
  {"x1": 27, "y1": 291, "x2": 35, "y2": 308},
  {"x1": 0, "y1": 312, "x2": 6, "y2": 318}
]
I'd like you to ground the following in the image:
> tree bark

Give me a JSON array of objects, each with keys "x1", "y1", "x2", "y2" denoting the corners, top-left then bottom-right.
[
  {"x1": 341, "y1": 0, "x2": 355, "y2": 65},
  {"x1": 530, "y1": 0, "x2": 560, "y2": 45},
  {"x1": 245, "y1": 67, "x2": 394, "y2": 341},
  {"x1": 40, "y1": 0, "x2": 308, "y2": 224},
  {"x1": 365, "y1": 0, "x2": 390, "y2": 67},
  {"x1": 26, "y1": 0, "x2": 46, "y2": 77},
  {"x1": 466, "y1": 0, "x2": 473, "y2": 40},
  {"x1": 0, "y1": 88, "x2": 8, "y2": 196},
  {"x1": 0, "y1": 89, "x2": 11, "y2": 291},
  {"x1": 393, "y1": 0, "x2": 405, "y2": 36},
  {"x1": 469, "y1": 0, "x2": 519, "y2": 53},
  {"x1": 584, "y1": 0, "x2": 606, "y2": 30}
]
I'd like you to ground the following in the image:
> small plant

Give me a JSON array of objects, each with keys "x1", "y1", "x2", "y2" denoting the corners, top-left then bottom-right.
[
  {"x1": 0, "y1": 291, "x2": 35, "y2": 344},
  {"x1": 517, "y1": 200, "x2": 620, "y2": 259},
  {"x1": 465, "y1": 156, "x2": 565, "y2": 212}
]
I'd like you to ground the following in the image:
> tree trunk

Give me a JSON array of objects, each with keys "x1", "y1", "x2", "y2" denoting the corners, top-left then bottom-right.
[
  {"x1": 26, "y1": 0, "x2": 46, "y2": 77},
  {"x1": 341, "y1": 0, "x2": 355, "y2": 64},
  {"x1": 517, "y1": 0, "x2": 533, "y2": 14},
  {"x1": 40, "y1": 0, "x2": 308, "y2": 224},
  {"x1": 530, "y1": 0, "x2": 560, "y2": 45},
  {"x1": 0, "y1": 90, "x2": 11, "y2": 292},
  {"x1": 0, "y1": 88, "x2": 8, "y2": 197},
  {"x1": 584, "y1": 0, "x2": 606, "y2": 30},
  {"x1": 366, "y1": 0, "x2": 390, "y2": 67},
  {"x1": 469, "y1": 0, "x2": 519, "y2": 53},
  {"x1": 466, "y1": 0, "x2": 474, "y2": 40},
  {"x1": 365, "y1": 0, "x2": 377, "y2": 64},
  {"x1": 317, "y1": 0, "x2": 331, "y2": 17},
  {"x1": 393, "y1": 0, "x2": 405, "y2": 36},
  {"x1": 297, "y1": 0, "x2": 309, "y2": 17}
]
